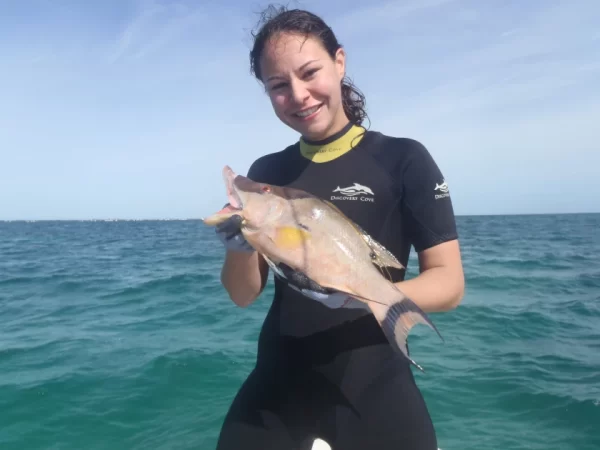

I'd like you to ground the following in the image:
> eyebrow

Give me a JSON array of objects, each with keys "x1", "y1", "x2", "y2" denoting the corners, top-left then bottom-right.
[{"x1": 266, "y1": 59, "x2": 319, "y2": 82}]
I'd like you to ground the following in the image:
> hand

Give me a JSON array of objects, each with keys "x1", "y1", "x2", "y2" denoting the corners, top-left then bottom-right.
[{"x1": 215, "y1": 210, "x2": 254, "y2": 253}]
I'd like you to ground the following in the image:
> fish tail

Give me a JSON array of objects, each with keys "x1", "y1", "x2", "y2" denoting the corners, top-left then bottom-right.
[{"x1": 378, "y1": 295, "x2": 443, "y2": 372}]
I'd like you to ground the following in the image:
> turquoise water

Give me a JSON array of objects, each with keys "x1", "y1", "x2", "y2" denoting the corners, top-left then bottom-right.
[{"x1": 1, "y1": 214, "x2": 599, "y2": 450}]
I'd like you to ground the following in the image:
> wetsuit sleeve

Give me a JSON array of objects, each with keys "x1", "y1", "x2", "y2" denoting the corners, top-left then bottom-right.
[
  {"x1": 246, "y1": 150, "x2": 287, "y2": 184},
  {"x1": 246, "y1": 158, "x2": 264, "y2": 181},
  {"x1": 246, "y1": 155, "x2": 270, "y2": 184},
  {"x1": 399, "y1": 139, "x2": 458, "y2": 252}
]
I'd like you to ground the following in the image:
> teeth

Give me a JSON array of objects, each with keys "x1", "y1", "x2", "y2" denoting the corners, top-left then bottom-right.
[{"x1": 296, "y1": 105, "x2": 321, "y2": 117}]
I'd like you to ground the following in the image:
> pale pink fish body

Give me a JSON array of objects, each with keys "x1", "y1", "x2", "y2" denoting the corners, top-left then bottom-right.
[{"x1": 203, "y1": 166, "x2": 442, "y2": 371}]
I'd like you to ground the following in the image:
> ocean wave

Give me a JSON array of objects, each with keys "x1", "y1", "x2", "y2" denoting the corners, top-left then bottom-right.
[{"x1": 1, "y1": 215, "x2": 599, "y2": 449}]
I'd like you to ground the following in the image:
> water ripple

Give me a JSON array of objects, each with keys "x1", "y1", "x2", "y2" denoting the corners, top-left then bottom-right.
[{"x1": 1, "y1": 215, "x2": 599, "y2": 450}]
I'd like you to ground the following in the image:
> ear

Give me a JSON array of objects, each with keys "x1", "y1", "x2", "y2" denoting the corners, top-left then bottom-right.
[{"x1": 334, "y1": 47, "x2": 346, "y2": 81}]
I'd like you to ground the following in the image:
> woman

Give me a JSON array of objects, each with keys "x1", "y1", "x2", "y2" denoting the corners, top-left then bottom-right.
[{"x1": 215, "y1": 5, "x2": 465, "y2": 450}]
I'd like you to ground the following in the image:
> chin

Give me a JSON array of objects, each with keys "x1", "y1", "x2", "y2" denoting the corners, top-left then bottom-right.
[
  {"x1": 279, "y1": 108, "x2": 333, "y2": 140},
  {"x1": 308, "y1": 123, "x2": 337, "y2": 141},
  {"x1": 293, "y1": 119, "x2": 332, "y2": 140}
]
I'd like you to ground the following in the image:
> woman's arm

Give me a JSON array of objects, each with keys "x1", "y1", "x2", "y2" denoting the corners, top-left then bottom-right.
[
  {"x1": 390, "y1": 138, "x2": 464, "y2": 313},
  {"x1": 221, "y1": 249, "x2": 270, "y2": 307},
  {"x1": 394, "y1": 239, "x2": 464, "y2": 313}
]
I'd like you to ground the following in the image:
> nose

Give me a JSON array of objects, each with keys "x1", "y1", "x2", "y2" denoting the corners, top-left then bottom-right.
[{"x1": 289, "y1": 79, "x2": 310, "y2": 105}]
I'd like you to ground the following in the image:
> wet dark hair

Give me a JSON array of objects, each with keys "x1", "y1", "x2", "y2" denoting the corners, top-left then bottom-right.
[{"x1": 249, "y1": 4, "x2": 369, "y2": 127}]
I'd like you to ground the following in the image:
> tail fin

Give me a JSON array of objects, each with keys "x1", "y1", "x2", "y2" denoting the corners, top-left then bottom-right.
[{"x1": 379, "y1": 297, "x2": 443, "y2": 372}]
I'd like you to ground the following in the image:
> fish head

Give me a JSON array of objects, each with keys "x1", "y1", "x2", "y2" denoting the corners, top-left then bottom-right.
[{"x1": 202, "y1": 165, "x2": 287, "y2": 232}]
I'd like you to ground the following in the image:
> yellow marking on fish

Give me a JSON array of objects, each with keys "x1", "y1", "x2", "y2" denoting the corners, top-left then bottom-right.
[{"x1": 274, "y1": 226, "x2": 311, "y2": 250}]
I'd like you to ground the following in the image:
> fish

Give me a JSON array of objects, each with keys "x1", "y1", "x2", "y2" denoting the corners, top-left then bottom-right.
[{"x1": 203, "y1": 165, "x2": 443, "y2": 371}]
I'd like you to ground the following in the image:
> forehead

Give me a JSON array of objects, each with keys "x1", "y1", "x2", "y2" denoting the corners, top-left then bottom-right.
[{"x1": 260, "y1": 32, "x2": 329, "y2": 76}]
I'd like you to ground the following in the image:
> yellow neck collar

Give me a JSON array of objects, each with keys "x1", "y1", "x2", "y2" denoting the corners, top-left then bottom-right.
[{"x1": 299, "y1": 124, "x2": 366, "y2": 163}]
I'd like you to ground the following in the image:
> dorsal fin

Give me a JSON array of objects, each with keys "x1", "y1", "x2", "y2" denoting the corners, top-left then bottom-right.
[{"x1": 321, "y1": 199, "x2": 404, "y2": 271}]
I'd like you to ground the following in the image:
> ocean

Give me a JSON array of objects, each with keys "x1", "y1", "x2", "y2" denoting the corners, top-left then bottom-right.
[{"x1": 1, "y1": 214, "x2": 599, "y2": 450}]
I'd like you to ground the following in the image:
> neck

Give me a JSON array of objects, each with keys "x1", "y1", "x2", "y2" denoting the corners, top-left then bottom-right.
[
  {"x1": 302, "y1": 118, "x2": 352, "y2": 144},
  {"x1": 299, "y1": 122, "x2": 366, "y2": 163}
]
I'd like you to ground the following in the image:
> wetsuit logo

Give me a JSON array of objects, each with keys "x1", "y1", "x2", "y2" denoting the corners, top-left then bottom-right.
[
  {"x1": 434, "y1": 179, "x2": 450, "y2": 200},
  {"x1": 331, "y1": 183, "x2": 375, "y2": 202}
]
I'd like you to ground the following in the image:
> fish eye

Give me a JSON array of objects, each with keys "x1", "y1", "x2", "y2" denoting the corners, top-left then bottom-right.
[{"x1": 261, "y1": 185, "x2": 271, "y2": 193}]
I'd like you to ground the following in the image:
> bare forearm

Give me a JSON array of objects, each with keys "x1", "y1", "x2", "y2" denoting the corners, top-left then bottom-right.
[
  {"x1": 221, "y1": 251, "x2": 268, "y2": 307},
  {"x1": 395, "y1": 265, "x2": 464, "y2": 313}
]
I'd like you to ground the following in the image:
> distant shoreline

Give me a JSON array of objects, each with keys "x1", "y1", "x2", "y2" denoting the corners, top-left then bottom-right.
[{"x1": 1, "y1": 212, "x2": 599, "y2": 222}]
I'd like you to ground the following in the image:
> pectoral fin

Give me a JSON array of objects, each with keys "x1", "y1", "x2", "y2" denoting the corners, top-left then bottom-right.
[
  {"x1": 273, "y1": 226, "x2": 311, "y2": 250},
  {"x1": 262, "y1": 254, "x2": 287, "y2": 279}
]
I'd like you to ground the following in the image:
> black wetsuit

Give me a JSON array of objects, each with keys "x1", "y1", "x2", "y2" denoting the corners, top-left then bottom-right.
[{"x1": 216, "y1": 123, "x2": 458, "y2": 450}]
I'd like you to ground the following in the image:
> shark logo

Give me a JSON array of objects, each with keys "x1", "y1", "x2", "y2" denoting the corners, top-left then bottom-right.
[
  {"x1": 434, "y1": 179, "x2": 450, "y2": 199},
  {"x1": 331, "y1": 182, "x2": 375, "y2": 203}
]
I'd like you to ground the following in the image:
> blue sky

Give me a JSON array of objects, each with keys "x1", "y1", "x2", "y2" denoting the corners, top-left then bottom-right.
[{"x1": 1, "y1": 0, "x2": 599, "y2": 220}]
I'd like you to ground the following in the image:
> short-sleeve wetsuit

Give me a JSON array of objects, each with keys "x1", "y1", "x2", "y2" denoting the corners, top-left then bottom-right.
[{"x1": 216, "y1": 122, "x2": 458, "y2": 450}]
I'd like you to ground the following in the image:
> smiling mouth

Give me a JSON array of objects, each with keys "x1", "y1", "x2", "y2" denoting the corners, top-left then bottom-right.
[{"x1": 293, "y1": 103, "x2": 322, "y2": 118}]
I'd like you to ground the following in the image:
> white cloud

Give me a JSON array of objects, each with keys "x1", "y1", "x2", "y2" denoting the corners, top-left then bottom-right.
[{"x1": 106, "y1": 1, "x2": 209, "y2": 64}]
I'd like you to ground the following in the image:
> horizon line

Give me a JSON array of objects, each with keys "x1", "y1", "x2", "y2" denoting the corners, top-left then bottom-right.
[{"x1": 1, "y1": 211, "x2": 599, "y2": 222}]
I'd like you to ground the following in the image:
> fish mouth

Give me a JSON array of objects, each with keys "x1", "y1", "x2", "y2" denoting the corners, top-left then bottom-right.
[
  {"x1": 202, "y1": 166, "x2": 244, "y2": 226},
  {"x1": 224, "y1": 166, "x2": 244, "y2": 210}
]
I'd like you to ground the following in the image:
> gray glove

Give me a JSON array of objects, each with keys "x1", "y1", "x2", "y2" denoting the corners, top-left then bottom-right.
[
  {"x1": 215, "y1": 209, "x2": 254, "y2": 253},
  {"x1": 271, "y1": 261, "x2": 368, "y2": 310}
]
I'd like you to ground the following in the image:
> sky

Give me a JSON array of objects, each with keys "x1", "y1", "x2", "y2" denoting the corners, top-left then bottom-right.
[{"x1": 1, "y1": 0, "x2": 599, "y2": 220}]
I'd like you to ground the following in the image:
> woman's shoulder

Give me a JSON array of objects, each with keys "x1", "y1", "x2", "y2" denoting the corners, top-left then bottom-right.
[
  {"x1": 247, "y1": 142, "x2": 300, "y2": 182},
  {"x1": 363, "y1": 130, "x2": 437, "y2": 173},
  {"x1": 366, "y1": 130, "x2": 430, "y2": 155}
]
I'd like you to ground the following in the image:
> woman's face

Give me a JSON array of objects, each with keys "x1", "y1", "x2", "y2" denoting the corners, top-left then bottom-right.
[{"x1": 259, "y1": 32, "x2": 348, "y2": 141}]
